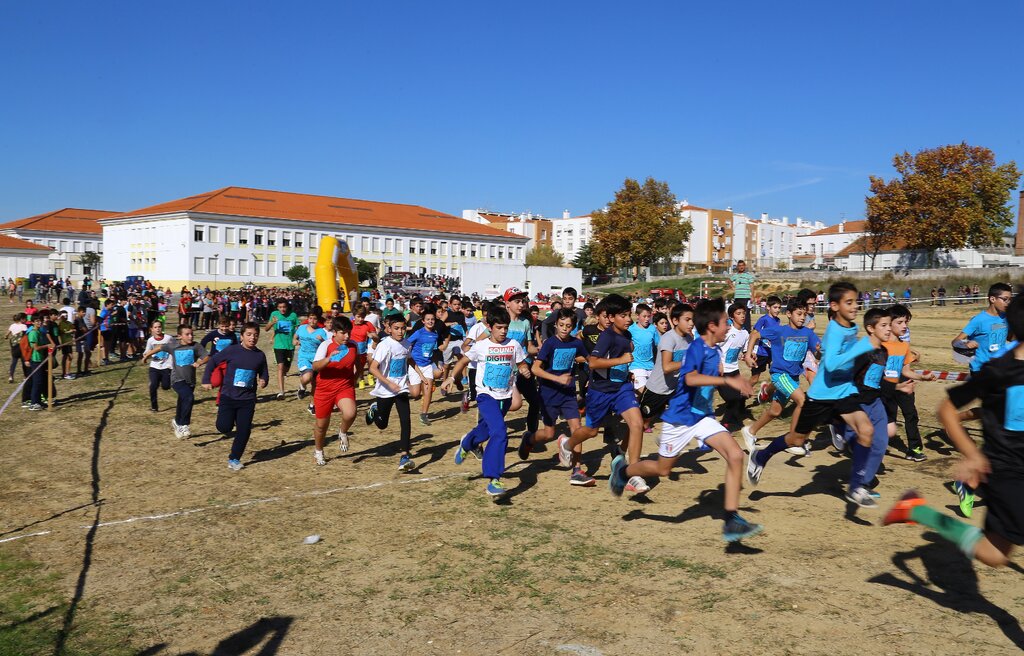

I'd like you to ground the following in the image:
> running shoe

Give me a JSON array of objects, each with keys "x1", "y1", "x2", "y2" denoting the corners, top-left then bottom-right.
[
  {"x1": 882, "y1": 490, "x2": 926, "y2": 526},
  {"x1": 460, "y1": 391, "x2": 470, "y2": 414},
  {"x1": 182, "y1": 424, "x2": 192, "y2": 438},
  {"x1": 625, "y1": 476, "x2": 650, "y2": 494},
  {"x1": 471, "y1": 445, "x2": 484, "y2": 460},
  {"x1": 608, "y1": 455, "x2": 627, "y2": 497},
  {"x1": 745, "y1": 444, "x2": 764, "y2": 487},
  {"x1": 845, "y1": 486, "x2": 878, "y2": 509},
  {"x1": 398, "y1": 454, "x2": 415, "y2": 471},
  {"x1": 741, "y1": 425, "x2": 757, "y2": 453},
  {"x1": 953, "y1": 481, "x2": 975, "y2": 518},
  {"x1": 757, "y1": 382, "x2": 771, "y2": 404},
  {"x1": 307, "y1": 403, "x2": 315, "y2": 416},
  {"x1": 454, "y1": 434, "x2": 471, "y2": 465},
  {"x1": 722, "y1": 515, "x2": 764, "y2": 542},
  {"x1": 557, "y1": 435, "x2": 573, "y2": 468},
  {"x1": 227, "y1": 459, "x2": 244, "y2": 471},
  {"x1": 26, "y1": 403, "x2": 44, "y2": 411},
  {"x1": 365, "y1": 402, "x2": 377, "y2": 426},
  {"x1": 786, "y1": 442, "x2": 811, "y2": 456},
  {"x1": 297, "y1": 388, "x2": 306, "y2": 400},
  {"x1": 276, "y1": 392, "x2": 285, "y2": 400},
  {"x1": 696, "y1": 443, "x2": 713, "y2": 453},
  {"x1": 337, "y1": 432, "x2": 349, "y2": 454},
  {"x1": 486, "y1": 479, "x2": 508, "y2": 498},
  {"x1": 829, "y1": 423, "x2": 846, "y2": 452},
  {"x1": 419, "y1": 413, "x2": 432, "y2": 426},
  {"x1": 905, "y1": 448, "x2": 926, "y2": 463},
  {"x1": 20, "y1": 401, "x2": 29, "y2": 408},
  {"x1": 314, "y1": 450, "x2": 326, "y2": 466},
  {"x1": 569, "y1": 468, "x2": 596, "y2": 487},
  {"x1": 171, "y1": 419, "x2": 183, "y2": 437},
  {"x1": 517, "y1": 432, "x2": 534, "y2": 461}
]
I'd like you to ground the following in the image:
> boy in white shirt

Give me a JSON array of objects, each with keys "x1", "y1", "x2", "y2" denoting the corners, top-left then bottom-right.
[
  {"x1": 365, "y1": 315, "x2": 415, "y2": 471},
  {"x1": 717, "y1": 303, "x2": 752, "y2": 432}
]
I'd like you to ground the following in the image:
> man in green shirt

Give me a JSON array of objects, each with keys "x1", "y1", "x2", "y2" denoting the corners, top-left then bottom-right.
[
  {"x1": 730, "y1": 260, "x2": 756, "y2": 331},
  {"x1": 265, "y1": 299, "x2": 299, "y2": 399}
]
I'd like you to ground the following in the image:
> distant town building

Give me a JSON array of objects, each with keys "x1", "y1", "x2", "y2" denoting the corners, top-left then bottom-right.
[{"x1": 462, "y1": 209, "x2": 553, "y2": 253}]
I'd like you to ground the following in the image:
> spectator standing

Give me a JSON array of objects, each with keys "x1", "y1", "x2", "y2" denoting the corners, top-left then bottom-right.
[{"x1": 729, "y1": 260, "x2": 756, "y2": 332}]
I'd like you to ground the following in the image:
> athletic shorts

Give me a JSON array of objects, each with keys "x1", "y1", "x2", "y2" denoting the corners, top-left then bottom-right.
[
  {"x1": 60, "y1": 344, "x2": 73, "y2": 356},
  {"x1": 771, "y1": 372, "x2": 800, "y2": 404},
  {"x1": 981, "y1": 474, "x2": 1024, "y2": 545},
  {"x1": 803, "y1": 351, "x2": 818, "y2": 373},
  {"x1": 274, "y1": 348, "x2": 293, "y2": 365},
  {"x1": 585, "y1": 385, "x2": 638, "y2": 428},
  {"x1": 409, "y1": 364, "x2": 441, "y2": 386},
  {"x1": 751, "y1": 354, "x2": 771, "y2": 375},
  {"x1": 793, "y1": 395, "x2": 862, "y2": 435},
  {"x1": 539, "y1": 386, "x2": 579, "y2": 426},
  {"x1": 297, "y1": 356, "x2": 314, "y2": 373},
  {"x1": 314, "y1": 388, "x2": 355, "y2": 419},
  {"x1": 639, "y1": 389, "x2": 672, "y2": 419},
  {"x1": 442, "y1": 342, "x2": 462, "y2": 364},
  {"x1": 630, "y1": 368, "x2": 651, "y2": 390},
  {"x1": 659, "y1": 416, "x2": 727, "y2": 458}
]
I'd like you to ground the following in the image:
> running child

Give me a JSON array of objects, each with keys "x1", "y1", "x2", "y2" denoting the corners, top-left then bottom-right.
[
  {"x1": 883, "y1": 293, "x2": 1024, "y2": 568},
  {"x1": 150, "y1": 324, "x2": 208, "y2": 437},
  {"x1": 502, "y1": 288, "x2": 541, "y2": 448},
  {"x1": 293, "y1": 310, "x2": 328, "y2": 412},
  {"x1": 749, "y1": 295, "x2": 782, "y2": 396},
  {"x1": 627, "y1": 303, "x2": 658, "y2": 395},
  {"x1": 142, "y1": 320, "x2": 173, "y2": 412},
  {"x1": 310, "y1": 316, "x2": 360, "y2": 465},
  {"x1": 717, "y1": 303, "x2": 752, "y2": 432},
  {"x1": 202, "y1": 322, "x2": 269, "y2": 470},
  {"x1": 639, "y1": 303, "x2": 695, "y2": 432},
  {"x1": 882, "y1": 304, "x2": 934, "y2": 463},
  {"x1": 349, "y1": 308, "x2": 378, "y2": 389},
  {"x1": 525, "y1": 308, "x2": 591, "y2": 486},
  {"x1": 563, "y1": 294, "x2": 646, "y2": 494},
  {"x1": 442, "y1": 306, "x2": 530, "y2": 499},
  {"x1": 742, "y1": 298, "x2": 820, "y2": 454},
  {"x1": 407, "y1": 305, "x2": 444, "y2": 425},
  {"x1": 365, "y1": 315, "x2": 415, "y2": 471},
  {"x1": 265, "y1": 299, "x2": 299, "y2": 399},
  {"x1": 608, "y1": 299, "x2": 760, "y2": 542},
  {"x1": 201, "y1": 315, "x2": 240, "y2": 355}
]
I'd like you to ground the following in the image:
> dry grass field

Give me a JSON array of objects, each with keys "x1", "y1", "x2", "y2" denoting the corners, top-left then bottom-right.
[{"x1": 1, "y1": 303, "x2": 1021, "y2": 655}]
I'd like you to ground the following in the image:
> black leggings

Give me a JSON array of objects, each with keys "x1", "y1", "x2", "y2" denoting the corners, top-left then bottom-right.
[
  {"x1": 9, "y1": 344, "x2": 20, "y2": 379},
  {"x1": 515, "y1": 374, "x2": 540, "y2": 434},
  {"x1": 218, "y1": 398, "x2": 257, "y2": 461},
  {"x1": 148, "y1": 368, "x2": 171, "y2": 410},
  {"x1": 717, "y1": 370, "x2": 745, "y2": 427},
  {"x1": 373, "y1": 393, "x2": 412, "y2": 453}
]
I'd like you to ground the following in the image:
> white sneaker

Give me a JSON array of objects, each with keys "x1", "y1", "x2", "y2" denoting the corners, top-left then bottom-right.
[
  {"x1": 745, "y1": 444, "x2": 764, "y2": 487},
  {"x1": 785, "y1": 443, "x2": 806, "y2": 456},
  {"x1": 741, "y1": 425, "x2": 757, "y2": 453},
  {"x1": 171, "y1": 419, "x2": 183, "y2": 438},
  {"x1": 227, "y1": 459, "x2": 244, "y2": 471},
  {"x1": 625, "y1": 475, "x2": 650, "y2": 494},
  {"x1": 314, "y1": 449, "x2": 326, "y2": 466},
  {"x1": 845, "y1": 486, "x2": 878, "y2": 508},
  {"x1": 182, "y1": 424, "x2": 192, "y2": 438},
  {"x1": 338, "y1": 432, "x2": 349, "y2": 453},
  {"x1": 556, "y1": 434, "x2": 572, "y2": 468},
  {"x1": 829, "y1": 424, "x2": 846, "y2": 452}
]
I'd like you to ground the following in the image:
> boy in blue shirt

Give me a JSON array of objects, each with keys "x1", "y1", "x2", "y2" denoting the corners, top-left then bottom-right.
[
  {"x1": 748, "y1": 295, "x2": 782, "y2": 397},
  {"x1": 609, "y1": 299, "x2": 760, "y2": 542},
  {"x1": 562, "y1": 294, "x2": 646, "y2": 493},
  {"x1": 951, "y1": 283, "x2": 1013, "y2": 372},
  {"x1": 627, "y1": 303, "x2": 658, "y2": 394},
  {"x1": 742, "y1": 298, "x2": 820, "y2": 453},
  {"x1": 406, "y1": 305, "x2": 444, "y2": 426},
  {"x1": 746, "y1": 282, "x2": 879, "y2": 489},
  {"x1": 526, "y1": 308, "x2": 590, "y2": 486}
]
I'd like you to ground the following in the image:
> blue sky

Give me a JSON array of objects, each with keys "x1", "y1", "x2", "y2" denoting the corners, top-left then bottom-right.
[{"x1": 1, "y1": 1, "x2": 1021, "y2": 226}]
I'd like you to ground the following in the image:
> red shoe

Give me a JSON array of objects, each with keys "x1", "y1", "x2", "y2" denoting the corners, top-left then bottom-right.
[
  {"x1": 882, "y1": 490, "x2": 926, "y2": 526},
  {"x1": 757, "y1": 382, "x2": 771, "y2": 404}
]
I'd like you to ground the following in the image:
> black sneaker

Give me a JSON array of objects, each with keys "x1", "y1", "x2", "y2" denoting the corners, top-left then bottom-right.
[
  {"x1": 517, "y1": 432, "x2": 533, "y2": 461},
  {"x1": 905, "y1": 448, "x2": 926, "y2": 463}
]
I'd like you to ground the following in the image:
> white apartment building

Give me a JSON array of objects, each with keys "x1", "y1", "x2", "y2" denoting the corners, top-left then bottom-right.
[
  {"x1": 462, "y1": 209, "x2": 554, "y2": 252},
  {"x1": 793, "y1": 220, "x2": 866, "y2": 268},
  {"x1": 551, "y1": 212, "x2": 592, "y2": 262},
  {"x1": 755, "y1": 214, "x2": 826, "y2": 270},
  {"x1": 0, "y1": 235, "x2": 53, "y2": 280},
  {"x1": 101, "y1": 187, "x2": 529, "y2": 288},
  {"x1": 0, "y1": 208, "x2": 115, "y2": 281}
]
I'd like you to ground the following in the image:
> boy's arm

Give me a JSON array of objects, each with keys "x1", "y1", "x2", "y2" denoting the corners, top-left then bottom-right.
[
  {"x1": 820, "y1": 327, "x2": 873, "y2": 371},
  {"x1": 745, "y1": 329, "x2": 761, "y2": 355},
  {"x1": 951, "y1": 331, "x2": 978, "y2": 349},
  {"x1": 441, "y1": 354, "x2": 472, "y2": 393},
  {"x1": 588, "y1": 352, "x2": 631, "y2": 370}
]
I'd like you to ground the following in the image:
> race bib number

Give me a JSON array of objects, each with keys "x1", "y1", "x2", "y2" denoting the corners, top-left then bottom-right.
[
  {"x1": 230, "y1": 302, "x2": 239, "y2": 311},
  {"x1": 233, "y1": 368, "x2": 256, "y2": 388},
  {"x1": 609, "y1": 363, "x2": 629, "y2": 383},
  {"x1": 863, "y1": 363, "x2": 884, "y2": 389},
  {"x1": 884, "y1": 355, "x2": 904, "y2": 379},
  {"x1": 989, "y1": 326, "x2": 1007, "y2": 352},
  {"x1": 783, "y1": 339, "x2": 808, "y2": 363},
  {"x1": 276, "y1": 320, "x2": 293, "y2": 334},
  {"x1": 152, "y1": 351, "x2": 169, "y2": 362},
  {"x1": 725, "y1": 347, "x2": 741, "y2": 364},
  {"x1": 1005, "y1": 386, "x2": 1024, "y2": 431},
  {"x1": 552, "y1": 347, "x2": 576, "y2": 371},
  {"x1": 174, "y1": 349, "x2": 195, "y2": 366},
  {"x1": 216, "y1": 339, "x2": 232, "y2": 352},
  {"x1": 483, "y1": 362, "x2": 512, "y2": 389},
  {"x1": 420, "y1": 342, "x2": 434, "y2": 358},
  {"x1": 388, "y1": 358, "x2": 408, "y2": 378},
  {"x1": 330, "y1": 346, "x2": 350, "y2": 363}
]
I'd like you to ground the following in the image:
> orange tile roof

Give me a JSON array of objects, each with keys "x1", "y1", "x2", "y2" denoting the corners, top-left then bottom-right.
[
  {"x1": 807, "y1": 220, "x2": 867, "y2": 237},
  {"x1": 679, "y1": 204, "x2": 709, "y2": 212},
  {"x1": 835, "y1": 235, "x2": 908, "y2": 258},
  {"x1": 106, "y1": 187, "x2": 527, "y2": 240},
  {"x1": 0, "y1": 208, "x2": 117, "y2": 235},
  {"x1": 0, "y1": 234, "x2": 52, "y2": 251}
]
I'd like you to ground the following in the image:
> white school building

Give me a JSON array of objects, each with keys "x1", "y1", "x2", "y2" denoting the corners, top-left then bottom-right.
[
  {"x1": 99, "y1": 186, "x2": 529, "y2": 289},
  {"x1": 0, "y1": 208, "x2": 115, "y2": 282}
]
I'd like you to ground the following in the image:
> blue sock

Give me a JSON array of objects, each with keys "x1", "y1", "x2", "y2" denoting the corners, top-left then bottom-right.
[
  {"x1": 755, "y1": 436, "x2": 789, "y2": 466},
  {"x1": 849, "y1": 441, "x2": 869, "y2": 491}
]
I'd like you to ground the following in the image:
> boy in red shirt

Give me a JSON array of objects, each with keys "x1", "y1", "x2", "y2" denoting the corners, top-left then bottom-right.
[
  {"x1": 349, "y1": 308, "x2": 378, "y2": 389},
  {"x1": 311, "y1": 316, "x2": 362, "y2": 466}
]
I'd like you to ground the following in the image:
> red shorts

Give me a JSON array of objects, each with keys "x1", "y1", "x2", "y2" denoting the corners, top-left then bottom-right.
[{"x1": 314, "y1": 388, "x2": 355, "y2": 419}]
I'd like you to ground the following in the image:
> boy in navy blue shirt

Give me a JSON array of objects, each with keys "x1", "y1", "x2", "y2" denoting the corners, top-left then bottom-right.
[
  {"x1": 526, "y1": 308, "x2": 590, "y2": 486},
  {"x1": 609, "y1": 299, "x2": 760, "y2": 542},
  {"x1": 749, "y1": 295, "x2": 782, "y2": 399},
  {"x1": 562, "y1": 295, "x2": 645, "y2": 493}
]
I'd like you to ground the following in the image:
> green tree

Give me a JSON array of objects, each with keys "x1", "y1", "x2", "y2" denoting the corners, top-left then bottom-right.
[
  {"x1": 354, "y1": 258, "x2": 378, "y2": 287},
  {"x1": 79, "y1": 250, "x2": 101, "y2": 276},
  {"x1": 571, "y1": 242, "x2": 602, "y2": 275},
  {"x1": 284, "y1": 264, "x2": 310, "y2": 284},
  {"x1": 525, "y1": 244, "x2": 565, "y2": 267},
  {"x1": 866, "y1": 143, "x2": 1020, "y2": 267},
  {"x1": 590, "y1": 177, "x2": 691, "y2": 271}
]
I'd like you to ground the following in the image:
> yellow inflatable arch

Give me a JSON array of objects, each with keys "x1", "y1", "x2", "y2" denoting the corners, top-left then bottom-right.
[{"x1": 314, "y1": 236, "x2": 360, "y2": 312}]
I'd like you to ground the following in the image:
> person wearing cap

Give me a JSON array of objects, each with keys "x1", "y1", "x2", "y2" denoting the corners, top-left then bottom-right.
[{"x1": 501, "y1": 286, "x2": 542, "y2": 451}]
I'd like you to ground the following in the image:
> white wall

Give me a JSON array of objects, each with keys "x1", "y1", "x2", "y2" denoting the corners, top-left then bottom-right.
[
  {"x1": 681, "y1": 209, "x2": 709, "y2": 264},
  {"x1": 460, "y1": 262, "x2": 528, "y2": 299},
  {"x1": 0, "y1": 251, "x2": 52, "y2": 280},
  {"x1": 551, "y1": 216, "x2": 592, "y2": 262},
  {"x1": 526, "y1": 266, "x2": 583, "y2": 298}
]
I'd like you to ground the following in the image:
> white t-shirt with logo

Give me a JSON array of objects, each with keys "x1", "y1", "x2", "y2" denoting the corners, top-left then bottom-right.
[
  {"x1": 370, "y1": 336, "x2": 410, "y2": 398},
  {"x1": 719, "y1": 327, "x2": 749, "y2": 374},
  {"x1": 463, "y1": 322, "x2": 490, "y2": 370},
  {"x1": 466, "y1": 337, "x2": 525, "y2": 401},
  {"x1": 146, "y1": 335, "x2": 173, "y2": 370}
]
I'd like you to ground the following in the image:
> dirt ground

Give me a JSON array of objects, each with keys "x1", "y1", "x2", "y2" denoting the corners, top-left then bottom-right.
[{"x1": 1, "y1": 304, "x2": 1022, "y2": 655}]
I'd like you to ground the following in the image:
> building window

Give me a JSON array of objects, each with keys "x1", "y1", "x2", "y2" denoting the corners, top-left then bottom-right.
[
  {"x1": 294, "y1": 233, "x2": 303, "y2": 248},
  {"x1": 208, "y1": 257, "x2": 220, "y2": 275},
  {"x1": 308, "y1": 232, "x2": 317, "y2": 247},
  {"x1": 490, "y1": 245, "x2": 496, "y2": 258},
  {"x1": 59, "y1": 240, "x2": 67, "y2": 252},
  {"x1": 516, "y1": 247, "x2": 523, "y2": 260},
  {"x1": 254, "y1": 258, "x2": 264, "y2": 276},
  {"x1": 85, "y1": 241, "x2": 93, "y2": 251},
  {"x1": 268, "y1": 260, "x2": 279, "y2": 277},
  {"x1": 470, "y1": 245, "x2": 477, "y2": 257},
  {"x1": 361, "y1": 236, "x2": 369, "y2": 252},
  {"x1": 239, "y1": 229, "x2": 249, "y2": 245},
  {"x1": 208, "y1": 227, "x2": 219, "y2": 243},
  {"x1": 440, "y1": 242, "x2": 448, "y2": 256},
  {"x1": 460, "y1": 244, "x2": 466, "y2": 257},
  {"x1": 225, "y1": 227, "x2": 236, "y2": 243},
  {"x1": 224, "y1": 259, "x2": 236, "y2": 275},
  {"x1": 384, "y1": 238, "x2": 392, "y2": 253},
  {"x1": 372, "y1": 237, "x2": 380, "y2": 252},
  {"x1": 282, "y1": 231, "x2": 291, "y2": 247},
  {"x1": 395, "y1": 239, "x2": 402, "y2": 253},
  {"x1": 267, "y1": 231, "x2": 277, "y2": 247},
  {"x1": 254, "y1": 230, "x2": 263, "y2": 246},
  {"x1": 409, "y1": 242, "x2": 416, "y2": 254},
  {"x1": 48, "y1": 240, "x2": 56, "y2": 249},
  {"x1": 430, "y1": 241, "x2": 437, "y2": 255},
  {"x1": 194, "y1": 257, "x2": 205, "y2": 274},
  {"x1": 194, "y1": 226, "x2": 204, "y2": 242},
  {"x1": 419, "y1": 240, "x2": 426, "y2": 254},
  {"x1": 239, "y1": 259, "x2": 249, "y2": 276}
]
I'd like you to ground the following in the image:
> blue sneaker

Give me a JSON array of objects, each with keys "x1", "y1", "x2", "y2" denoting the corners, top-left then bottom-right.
[
  {"x1": 227, "y1": 459, "x2": 244, "y2": 471},
  {"x1": 398, "y1": 454, "x2": 415, "y2": 472},
  {"x1": 953, "y1": 480, "x2": 975, "y2": 518},
  {"x1": 365, "y1": 402, "x2": 377, "y2": 426},
  {"x1": 454, "y1": 433, "x2": 470, "y2": 465},
  {"x1": 486, "y1": 479, "x2": 508, "y2": 498},
  {"x1": 723, "y1": 515, "x2": 764, "y2": 542},
  {"x1": 608, "y1": 455, "x2": 626, "y2": 497}
]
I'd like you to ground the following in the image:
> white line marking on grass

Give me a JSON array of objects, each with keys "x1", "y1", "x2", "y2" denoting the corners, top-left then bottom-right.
[{"x1": 4, "y1": 472, "x2": 473, "y2": 544}]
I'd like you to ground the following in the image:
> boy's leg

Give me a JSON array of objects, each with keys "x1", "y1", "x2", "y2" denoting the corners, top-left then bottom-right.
[
  {"x1": 897, "y1": 389, "x2": 923, "y2": 453},
  {"x1": 478, "y1": 396, "x2": 511, "y2": 479},
  {"x1": 336, "y1": 396, "x2": 356, "y2": 434},
  {"x1": 858, "y1": 400, "x2": 889, "y2": 489},
  {"x1": 621, "y1": 406, "x2": 645, "y2": 464},
  {"x1": 395, "y1": 394, "x2": 412, "y2": 455},
  {"x1": 373, "y1": 395, "x2": 394, "y2": 430},
  {"x1": 705, "y1": 430, "x2": 746, "y2": 514},
  {"x1": 228, "y1": 401, "x2": 256, "y2": 461},
  {"x1": 516, "y1": 375, "x2": 540, "y2": 434},
  {"x1": 215, "y1": 399, "x2": 237, "y2": 436},
  {"x1": 148, "y1": 368, "x2": 161, "y2": 410},
  {"x1": 749, "y1": 399, "x2": 783, "y2": 436}
]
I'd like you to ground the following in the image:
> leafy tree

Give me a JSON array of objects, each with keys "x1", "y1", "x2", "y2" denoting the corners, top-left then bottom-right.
[
  {"x1": 866, "y1": 143, "x2": 1020, "y2": 267},
  {"x1": 571, "y1": 243, "x2": 603, "y2": 275},
  {"x1": 79, "y1": 250, "x2": 101, "y2": 276},
  {"x1": 590, "y1": 177, "x2": 691, "y2": 271},
  {"x1": 354, "y1": 258, "x2": 378, "y2": 287},
  {"x1": 525, "y1": 244, "x2": 565, "y2": 267},
  {"x1": 284, "y1": 265, "x2": 310, "y2": 284}
]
